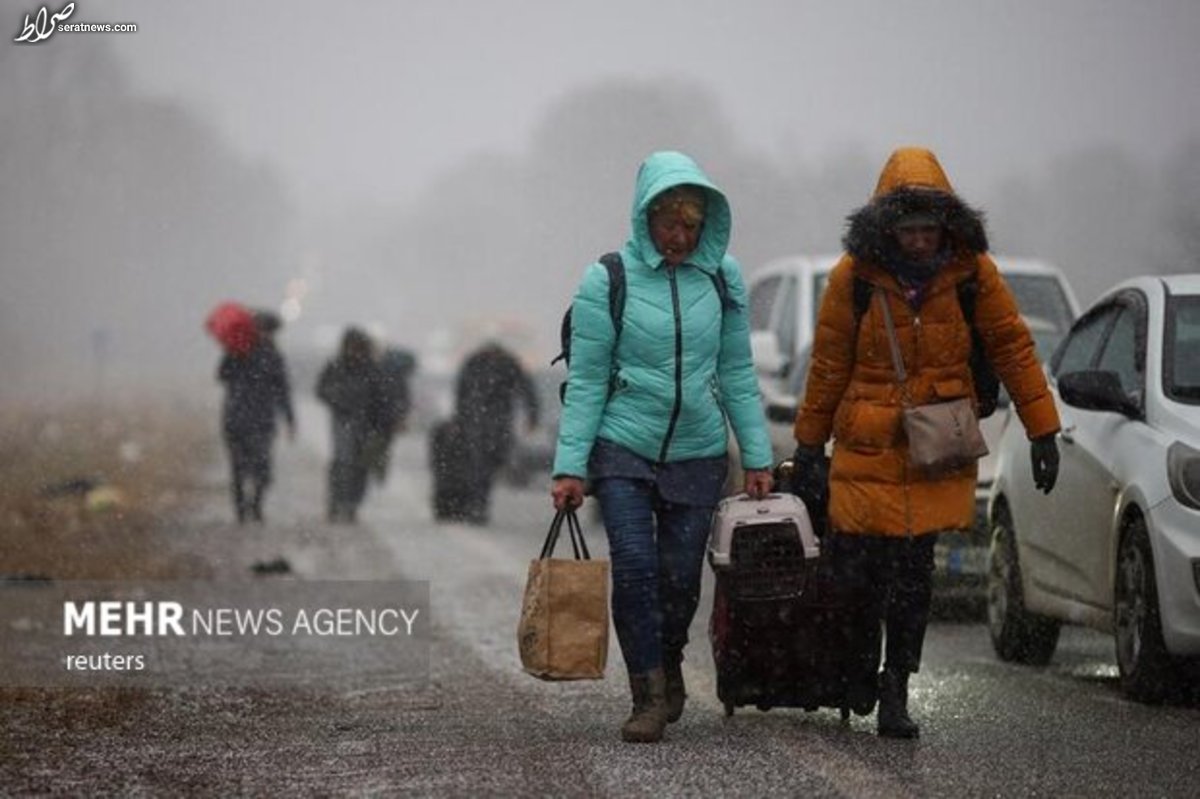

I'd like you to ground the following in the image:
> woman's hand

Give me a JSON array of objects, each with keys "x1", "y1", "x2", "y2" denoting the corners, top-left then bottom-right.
[
  {"x1": 743, "y1": 468, "x2": 774, "y2": 500},
  {"x1": 551, "y1": 476, "x2": 585, "y2": 510}
]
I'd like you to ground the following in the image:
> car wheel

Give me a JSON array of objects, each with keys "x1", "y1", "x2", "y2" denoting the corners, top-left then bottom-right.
[
  {"x1": 1114, "y1": 516, "x2": 1175, "y2": 703},
  {"x1": 987, "y1": 506, "x2": 1060, "y2": 665}
]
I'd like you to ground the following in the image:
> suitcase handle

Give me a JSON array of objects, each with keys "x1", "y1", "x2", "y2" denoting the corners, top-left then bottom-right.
[
  {"x1": 734, "y1": 492, "x2": 787, "y2": 502},
  {"x1": 539, "y1": 509, "x2": 592, "y2": 560}
]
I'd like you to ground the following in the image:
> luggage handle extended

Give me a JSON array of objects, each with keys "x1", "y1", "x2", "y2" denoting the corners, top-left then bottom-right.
[{"x1": 539, "y1": 508, "x2": 592, "y2": 561}]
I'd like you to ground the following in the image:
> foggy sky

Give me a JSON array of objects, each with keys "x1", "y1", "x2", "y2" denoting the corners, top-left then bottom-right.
[
  {"x1": 93, "y1": 0, "x2": 1200, "y2": 209},
  {"x1": 4, "y1": 0, "x2": 1200, "y2": 400}
]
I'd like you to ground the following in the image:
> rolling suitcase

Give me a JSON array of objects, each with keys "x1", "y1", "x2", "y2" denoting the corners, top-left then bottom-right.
[
  {"x1": 428, "y1": 418, "x2": 485, "y2": 523},
  {"x1": 708, "y1": 492, "x2": 866, "y2": 719}
]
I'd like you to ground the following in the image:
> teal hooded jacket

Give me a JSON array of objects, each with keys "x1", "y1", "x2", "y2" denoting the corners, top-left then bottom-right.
[{"x1": 552, "y1": 151, "x2": 772, "y2": 478}]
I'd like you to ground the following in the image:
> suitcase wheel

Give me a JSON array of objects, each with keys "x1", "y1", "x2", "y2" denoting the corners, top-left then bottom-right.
[
  {"x1": 723, "y1": 699, "x2": 735, "y2": 717},
  {"x1": 839, "y1": 706, "x2": 851, "y2": 722}
]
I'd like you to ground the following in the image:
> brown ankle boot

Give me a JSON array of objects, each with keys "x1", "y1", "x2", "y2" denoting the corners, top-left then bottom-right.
[
  {"x1": 663, "y1": 650, "x2": 686, "y2": 723},
  {"x1": 620, "y1": 668, "x2": 669, "y2": 743}
]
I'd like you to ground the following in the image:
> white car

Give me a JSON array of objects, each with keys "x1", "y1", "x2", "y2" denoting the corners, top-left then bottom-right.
[
  {"x1": 986, "y1": 274, "x2": 1200, "y2": 701},
  {"x1": 749, "y1": 256, "x2": 1080, "y2": 605}
]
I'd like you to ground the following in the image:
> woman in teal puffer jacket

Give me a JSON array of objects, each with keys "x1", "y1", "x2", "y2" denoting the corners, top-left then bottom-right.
[{"x1": 551, "y1": 151, "x2": 773, "y2": 743}]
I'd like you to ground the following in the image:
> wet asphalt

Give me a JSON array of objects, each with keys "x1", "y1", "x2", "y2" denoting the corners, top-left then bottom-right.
[{"x1": 3, "y1": 400, "x2": 1197, "y2": 797}]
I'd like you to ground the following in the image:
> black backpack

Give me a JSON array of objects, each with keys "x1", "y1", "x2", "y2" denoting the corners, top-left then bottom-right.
[
  {"x1": 552, "y1": 252, "x2": 734, "y2": 403},
  {"x1": 851, "y1": 274, "x2": 1000, "y2": 418}
]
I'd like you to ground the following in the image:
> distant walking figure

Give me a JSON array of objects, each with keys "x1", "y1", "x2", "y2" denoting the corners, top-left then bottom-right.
[
  {"x1": 317, "y1": 327, "x2": 382, "y2": 524},
  {"x1": 364, "y1": 347, "x2": 417, "y2": 485},
  {"x1": 449, "y1": 341, "x2": 540, "y2": 524},
  {"x1": 217, "y1": 310, "x2": 295, "y2": 524}
]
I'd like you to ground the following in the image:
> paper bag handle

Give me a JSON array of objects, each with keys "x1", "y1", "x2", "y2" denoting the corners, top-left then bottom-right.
[{"x1": 539, "y1": 508, "x2": 592, "y2": 560}]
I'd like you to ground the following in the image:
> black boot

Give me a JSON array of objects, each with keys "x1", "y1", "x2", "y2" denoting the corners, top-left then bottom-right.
[
  {"x1": 663, "y1": 649, "x2": 686, "y2": 724},
  {"x1": 877, "y1": 669, "x2": 919, "y2": 739}
]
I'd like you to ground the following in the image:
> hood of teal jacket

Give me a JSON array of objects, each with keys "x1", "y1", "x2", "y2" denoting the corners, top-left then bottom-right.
[{"x1": 627, "y1": 151, "x2": 732, "y2": 274}]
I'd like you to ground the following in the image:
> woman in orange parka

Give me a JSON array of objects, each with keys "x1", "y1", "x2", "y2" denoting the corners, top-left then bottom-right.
[{"x1": 792, "y1": 147, "x2": 1061, "y2": 738}]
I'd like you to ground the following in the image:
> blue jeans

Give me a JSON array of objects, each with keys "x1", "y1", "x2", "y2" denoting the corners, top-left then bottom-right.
[{"x1": 593, "y1": 477, "x2": 715, "y2": 675}]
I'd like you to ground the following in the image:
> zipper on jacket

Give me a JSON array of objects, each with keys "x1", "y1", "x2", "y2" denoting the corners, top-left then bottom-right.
[{"x1": 658, "y1": 268, "x2": 685, "y2": 463}]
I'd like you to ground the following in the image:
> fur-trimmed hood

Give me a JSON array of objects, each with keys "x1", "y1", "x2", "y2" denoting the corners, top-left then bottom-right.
[{"x1": 843, "y1": 147, "x2": 988, "y2": 267}]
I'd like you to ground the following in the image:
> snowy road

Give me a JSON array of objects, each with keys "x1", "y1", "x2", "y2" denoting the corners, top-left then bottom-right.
[{"x1": 4, "y1": 401, "x2": 1198, "y2": 796}]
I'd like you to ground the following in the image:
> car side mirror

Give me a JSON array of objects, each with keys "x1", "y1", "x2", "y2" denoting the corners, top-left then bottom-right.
[{"x1": 1058, "y1": 370, "x2": 1140, "y2": 418}]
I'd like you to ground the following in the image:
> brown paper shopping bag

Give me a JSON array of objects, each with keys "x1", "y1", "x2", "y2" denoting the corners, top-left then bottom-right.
[{"x1": 517, "y1": 508, "x2": 609, "y2": 680}]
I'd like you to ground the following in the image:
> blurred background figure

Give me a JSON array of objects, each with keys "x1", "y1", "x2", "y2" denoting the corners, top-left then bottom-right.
[
  {"x1": 364, "y1": 347, "x2": 418, "y2": 485},
  {"x1": 215, "y1": 306, "x2": 295, "y2": 524},
  {"x1": 316, "y1": 327, "x2": 381, "y2": 524},
  {"x1": 431, "y1": 341, "x2": 539, "y2": 524}
]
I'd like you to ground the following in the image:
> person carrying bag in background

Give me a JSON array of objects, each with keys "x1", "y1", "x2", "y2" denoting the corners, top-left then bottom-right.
[
  {"x1": 550, "y1": 151, "x2": 773, "y2": 743},
  {"x1": 791, "y1": 147, "x2": 1061, "y2": 738}
]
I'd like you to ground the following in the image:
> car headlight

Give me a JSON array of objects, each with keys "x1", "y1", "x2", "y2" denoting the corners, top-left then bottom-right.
[{"x1": 1167, "y1": 442, "x2": 1200, "y2": 511}]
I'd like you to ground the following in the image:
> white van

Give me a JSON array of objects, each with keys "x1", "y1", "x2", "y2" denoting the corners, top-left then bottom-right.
[{"x1": 745, "y1": 254, "x2": 1082, "y2": 605}]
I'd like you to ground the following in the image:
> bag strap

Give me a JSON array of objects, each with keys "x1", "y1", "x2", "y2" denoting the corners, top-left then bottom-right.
[
  {"x1": 598, "y1": 252, "x2": 626, "y2": 343},
  {"x1": 539, "y1": 508, "x2": 592, "y2": 560},
  {"x1": 566, "y1": 510, "x2": 590, "y2": 559},
  {"x1": 876, "y1": 290, "x2": 914, "y2": 406}
]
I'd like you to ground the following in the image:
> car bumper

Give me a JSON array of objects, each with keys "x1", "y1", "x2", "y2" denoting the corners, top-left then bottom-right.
[
  {"x1": 932, "y1": 497, "x2": 991, "y2": 600},
  {"x1": 1149, "y1": 498, "x2": 1200, "y2": 656}
]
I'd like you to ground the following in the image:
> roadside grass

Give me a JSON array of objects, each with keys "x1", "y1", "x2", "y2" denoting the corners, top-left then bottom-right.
[
  {"x1": 0, "y1": 400, "x2": 221, "y2": 733},
  {"x1": 0, "y1": 400, "x2": 217, "y2": 580}
]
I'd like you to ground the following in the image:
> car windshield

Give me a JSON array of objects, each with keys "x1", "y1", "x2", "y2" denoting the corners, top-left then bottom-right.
[
  {"x1": 1004, "y1": 274, "x2": 1075, "y2": 332},
  {"x1": 1165, "y1": 295, "x2": 1200, "y2": 404}
]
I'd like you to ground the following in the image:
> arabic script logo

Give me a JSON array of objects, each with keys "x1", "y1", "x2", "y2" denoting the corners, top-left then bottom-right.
[{"x1": 13, "y1": 2, "x2": 74, "y2": 44}]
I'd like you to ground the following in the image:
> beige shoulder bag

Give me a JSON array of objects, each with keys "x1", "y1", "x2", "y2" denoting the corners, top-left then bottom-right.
[{"x1": 877, "y1": 289, "x2": 988, "y2": 476}]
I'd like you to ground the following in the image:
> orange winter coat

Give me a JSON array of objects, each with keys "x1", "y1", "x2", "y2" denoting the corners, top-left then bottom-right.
[{"x1": 793, "y1": 149, "x2": 1060, "y2": 536}]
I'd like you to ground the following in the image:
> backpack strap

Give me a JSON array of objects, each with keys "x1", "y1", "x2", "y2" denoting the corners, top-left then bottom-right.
[
  {"x1": 957, "y1": 269, "x2": 1001, "y2": 417},
  {"x1": 708, "y1": 266, "x2": 739, "y2": 312},
  {"x1": 551, "y1": 253, "x2": 625, "y2": 369},
  {"x1": 598, "y1": 252, "x2": 625, "y2": 340},
  {"x1": 852, "y1": 274, "x2": 873, "y2": 322},
  {"x1": 956, "y1": 273, "x2": 978, "y2": 327}
]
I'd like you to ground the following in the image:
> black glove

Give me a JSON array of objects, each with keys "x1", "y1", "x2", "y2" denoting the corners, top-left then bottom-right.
[
  {"x1": 1030, "y1": 434, "x2": 1059, "y2": 495},
  {"x1": 790, "y1": 445, "x2": 830, "y2": 529}
]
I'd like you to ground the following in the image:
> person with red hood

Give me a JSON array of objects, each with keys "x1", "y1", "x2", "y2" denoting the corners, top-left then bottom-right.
[
  {"x1": 792, "y1": 147, "x2": 1061, "y2": 738},
  {"x1": 216, "y1": 309, "x2": 295, "y2": 524}
]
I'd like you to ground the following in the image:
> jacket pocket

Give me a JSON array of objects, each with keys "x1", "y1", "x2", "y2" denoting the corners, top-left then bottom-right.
[
  {"x1": 835, "y1": 400, "x2": 901, "y2": 452},
  {"x1": 932, "y1": 377, "x2": 968, "y2": 400}
]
